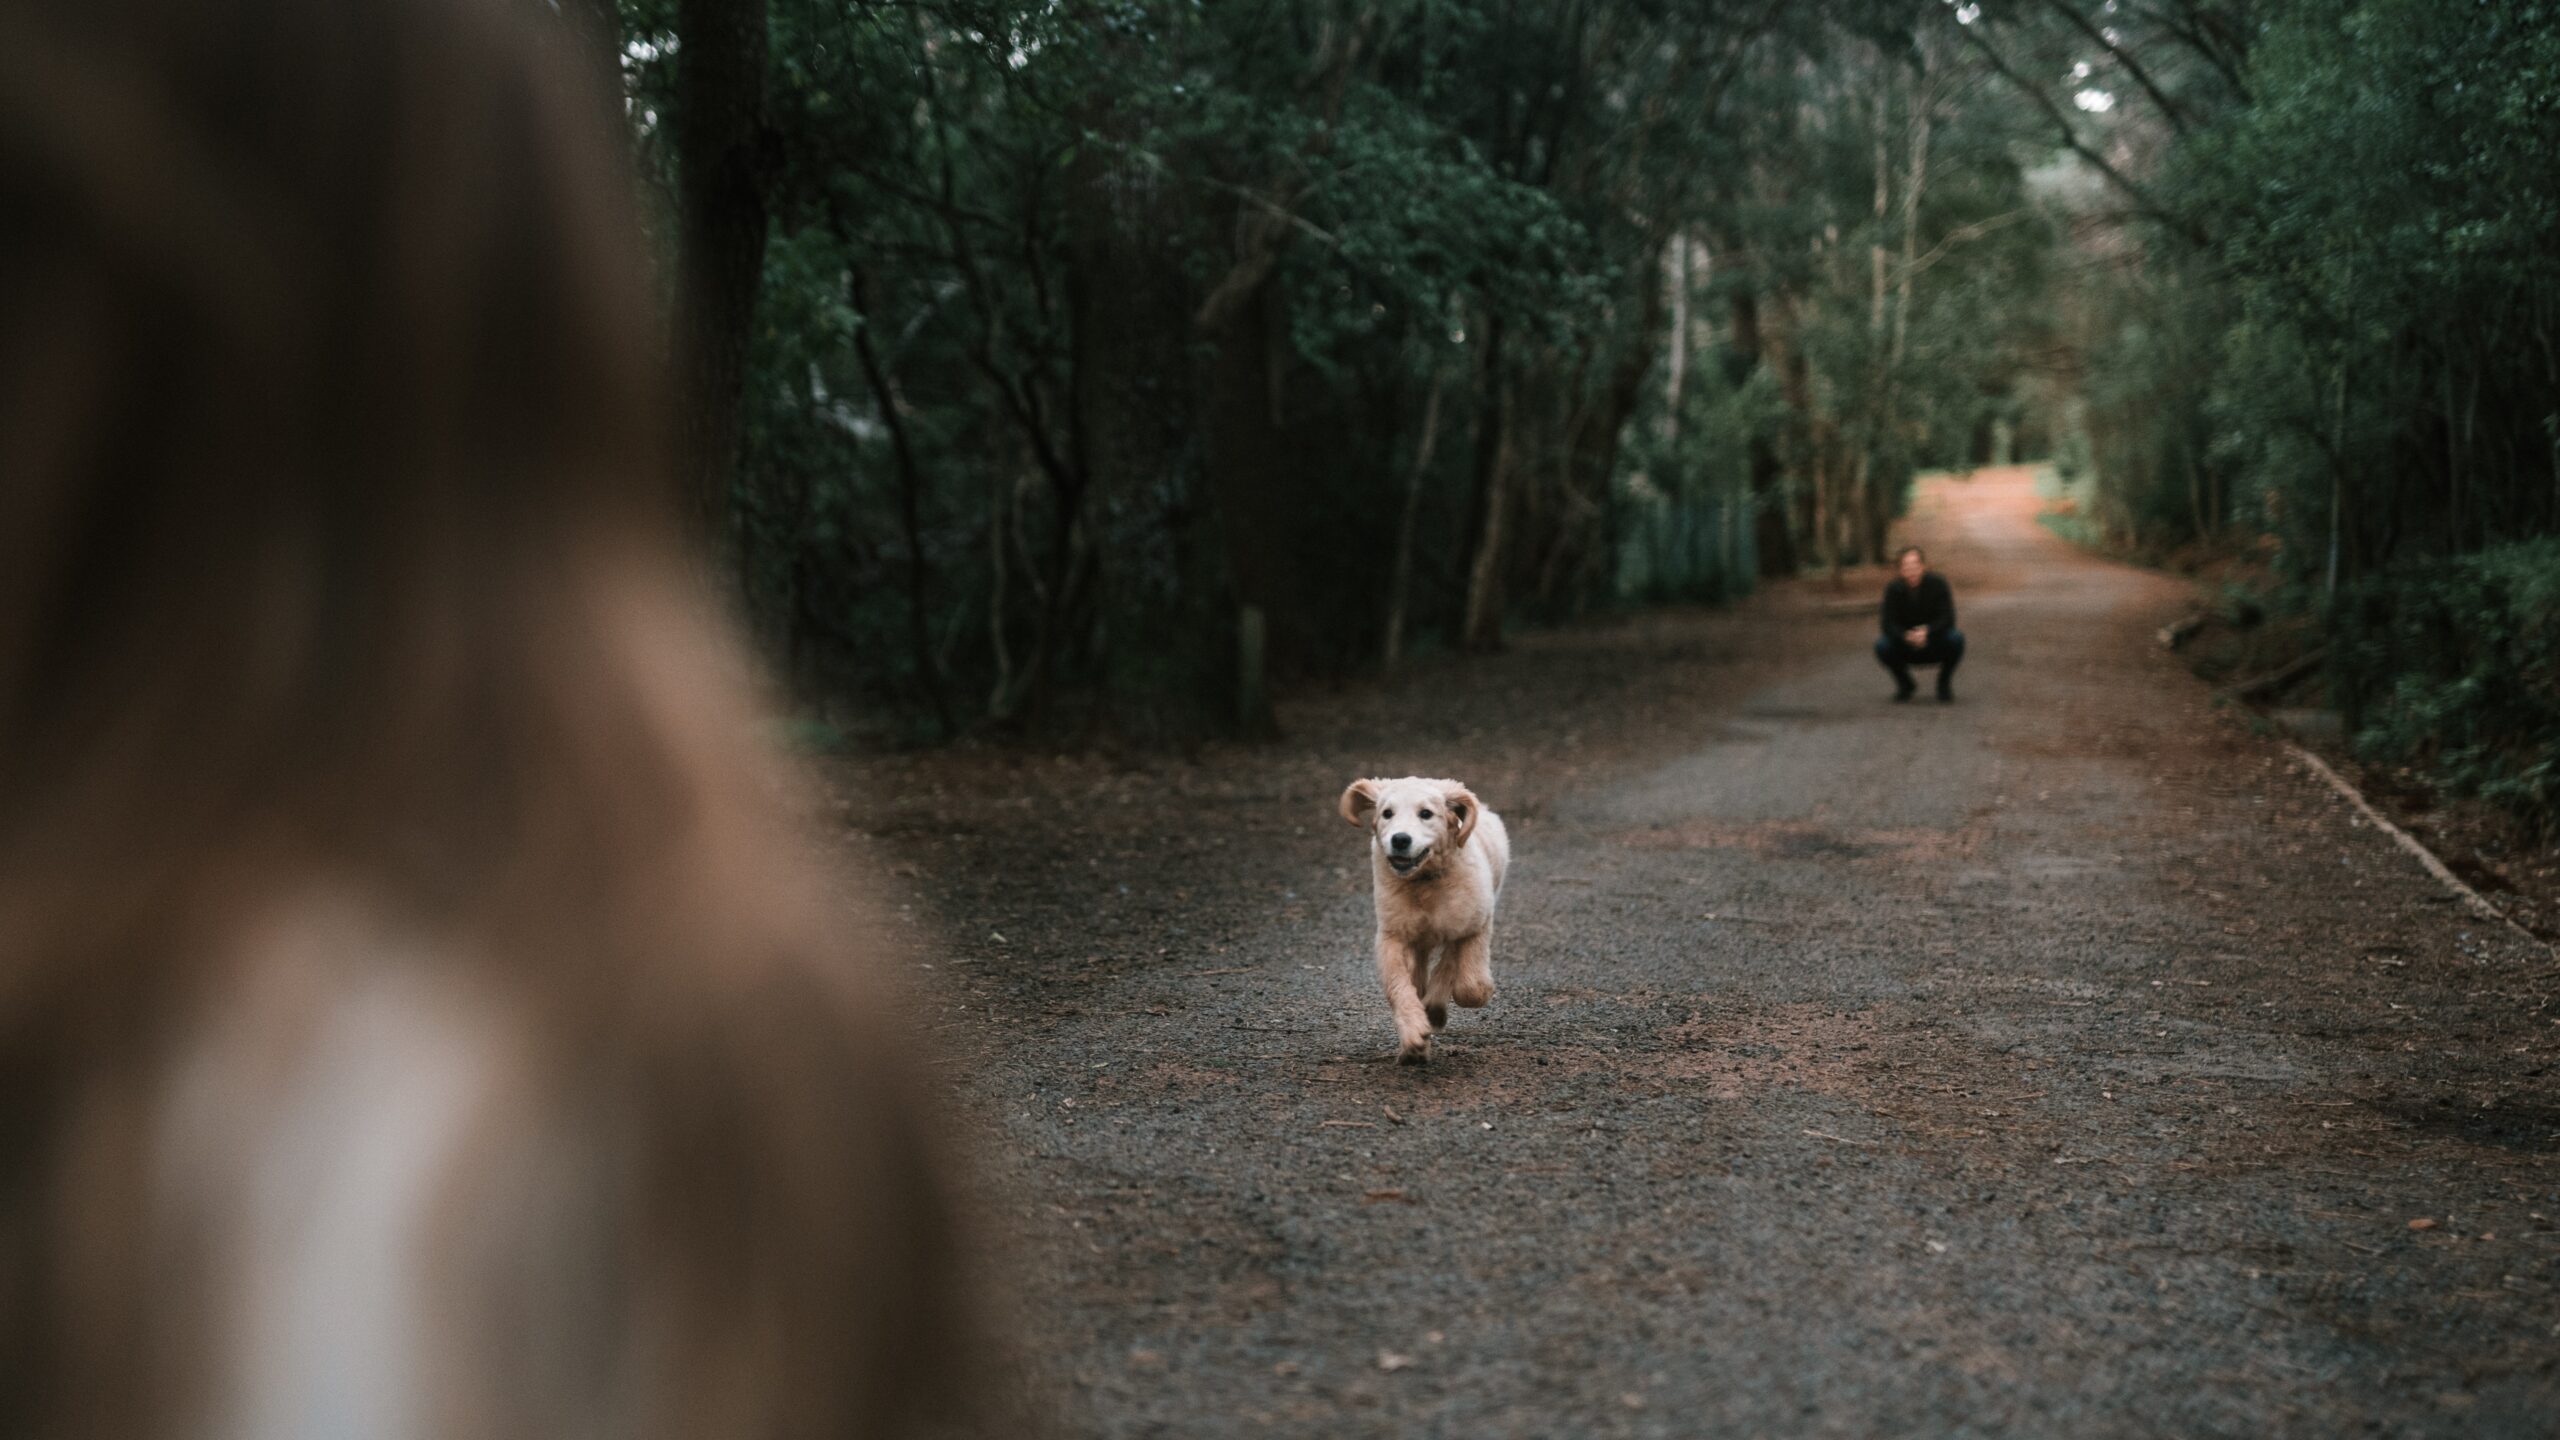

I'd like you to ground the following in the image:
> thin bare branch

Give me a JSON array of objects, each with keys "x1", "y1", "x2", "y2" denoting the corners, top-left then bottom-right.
[
  {"x1": 2041, "y1": 0, "x2": 2195, "y2": 134},
  {"x1": 1956, "y1": 18, "x2": 2207, "y2": 246}
]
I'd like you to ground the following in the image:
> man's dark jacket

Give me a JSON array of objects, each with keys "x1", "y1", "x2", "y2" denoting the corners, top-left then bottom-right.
[{"x1": 1880, "y1": 573, "x2": 1956, "y2": 643}]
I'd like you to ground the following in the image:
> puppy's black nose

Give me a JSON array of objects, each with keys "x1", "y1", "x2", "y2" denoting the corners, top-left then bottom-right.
[{"x1": 1389, "y1": 832, "x2": 1413, "y2": 852}]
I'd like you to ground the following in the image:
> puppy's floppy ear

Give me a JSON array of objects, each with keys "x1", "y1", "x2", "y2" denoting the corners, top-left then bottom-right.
[
  {"x1": 1445, "y1": 785, "x2": 1481, "y2": 847},
  {"x1": 1339, "y1": 778, "x2": 1380, "y2": 826}
]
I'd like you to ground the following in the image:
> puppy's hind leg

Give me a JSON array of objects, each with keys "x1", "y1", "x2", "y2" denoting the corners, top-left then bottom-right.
[
  {"x1": 1419, "y1": 945, "x2": 1454, "y2": 1031},
  {"x1": 1450, "y1": 928, "x2": 1497, "y2": 1010},
  {"x1": 1375, "y1": 935, "x2": 1434, "y2": 1062}
]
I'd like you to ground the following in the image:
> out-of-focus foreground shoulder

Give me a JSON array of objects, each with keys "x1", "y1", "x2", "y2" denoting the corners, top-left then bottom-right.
[{"x1": 153, "y1": 900, "x2": 616, "y2": 1440}]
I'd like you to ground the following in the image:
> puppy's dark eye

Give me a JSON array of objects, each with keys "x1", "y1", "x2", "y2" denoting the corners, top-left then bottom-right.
[
  {"x1": 1417, "y1": 808, "x2": 1433, "y2": 820},
  {"x1": 1381, "y1": 808, "x2": 1394, "y2": 820}
]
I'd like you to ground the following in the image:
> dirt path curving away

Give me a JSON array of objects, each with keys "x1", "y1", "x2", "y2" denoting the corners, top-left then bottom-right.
[{"x1": 834, "y1": 465, "x2": 2559, "y2": 1438}]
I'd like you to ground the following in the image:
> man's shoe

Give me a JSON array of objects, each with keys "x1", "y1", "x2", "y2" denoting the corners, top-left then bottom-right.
[
  {"x1": 1936, "y1": 680, "x2": 1955, "y2": 703},
  {"x1": 1893, "y1": 684, "x2": 1916, "y2": 703}
]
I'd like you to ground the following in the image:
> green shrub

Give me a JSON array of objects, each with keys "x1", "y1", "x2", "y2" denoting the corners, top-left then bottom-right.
[{"x1": 2332, "y1": 539, "x2": 2560, "y2": 835}]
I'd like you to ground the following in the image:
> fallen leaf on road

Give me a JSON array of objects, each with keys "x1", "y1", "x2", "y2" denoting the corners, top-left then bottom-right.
[
  {"x1": 1363, "y1": 1189, "x2": 1414, "y2": 1205},
  {"x1": 1378, "y1": 1351, "x2": 1415, "y2": 1372},
  {"x1": 2409, "y1": 1218, "x2": 2439, "y2": 1231}
]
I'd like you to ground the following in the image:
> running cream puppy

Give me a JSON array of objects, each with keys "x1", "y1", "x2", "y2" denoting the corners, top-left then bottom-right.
[{"x1": 1338, "y1": 777, "x2": 1511, "y2": 1062}]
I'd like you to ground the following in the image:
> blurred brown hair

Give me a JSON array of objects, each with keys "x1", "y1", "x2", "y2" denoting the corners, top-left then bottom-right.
[{"x1": 0, "y1": 0, "x2": 975, "y2": 1435}]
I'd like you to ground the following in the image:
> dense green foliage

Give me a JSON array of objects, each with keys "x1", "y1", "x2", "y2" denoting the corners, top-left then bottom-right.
[
  {"x1": 2334, "y1": 541, "x2": 2560, "y2": 836},
  {"x1": 2194, "y1": 0, "x2": 2560, "y2": 574},
  {"x1": 609, "y1": 0, "x2": 2058, "y2": 739},
  {"x1": 2040, "y1": 0, "x2": 2560, "y2": 824},
  {"x1": 610, "y1": 0, "x2": 2559, "y2": 818}
]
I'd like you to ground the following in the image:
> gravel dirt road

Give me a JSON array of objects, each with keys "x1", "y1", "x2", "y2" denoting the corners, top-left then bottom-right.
[{"x1": 835, "y1": 466, "x2": 2560, "y2": 1438}]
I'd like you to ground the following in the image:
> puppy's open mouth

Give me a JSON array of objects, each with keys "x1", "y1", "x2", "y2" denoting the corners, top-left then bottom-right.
[{"x1": 1387, "y1": 852, "x2": 1428, "y2": 875}]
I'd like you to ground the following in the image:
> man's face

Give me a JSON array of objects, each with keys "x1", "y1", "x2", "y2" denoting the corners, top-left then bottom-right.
[{"x1": 1898, "y1": 551, "x2": 1926, "y2": 586}]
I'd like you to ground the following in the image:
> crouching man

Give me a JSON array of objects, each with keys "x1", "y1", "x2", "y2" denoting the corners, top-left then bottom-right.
[{"x1": 1876, "y1": 545, "x2": 1965, "y2": 703}]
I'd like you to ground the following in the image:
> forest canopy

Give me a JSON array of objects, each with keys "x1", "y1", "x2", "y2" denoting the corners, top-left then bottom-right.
[{"x1": 587, "y1": 0, "x2": 2560, "y2": 820}]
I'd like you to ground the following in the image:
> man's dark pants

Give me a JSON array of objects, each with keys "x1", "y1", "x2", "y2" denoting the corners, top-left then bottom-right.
[{"x1": 1875, "y1": 629, "x2": 1966, "y2": 696}]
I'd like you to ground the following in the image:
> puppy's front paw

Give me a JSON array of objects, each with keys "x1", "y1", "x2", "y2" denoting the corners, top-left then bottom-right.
[
  {"x1": 1452, "y1": 976, "x2": 1496, "y2": 1009},
  {"x1": 1396, "y1": 1034, "x2": 1432, "y2": 1064},
  {"x1": 1425, "y1": 1001, "x2": 1448, "y2": 1030}
]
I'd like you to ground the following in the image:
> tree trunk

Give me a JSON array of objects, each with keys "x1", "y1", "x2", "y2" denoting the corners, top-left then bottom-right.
[
  {"x1": 1382, "y1": 374, "x2": 1446, "y2": 666},
  {"x1": 1462, "y1": 391, "x2": 1515, "y2": 652},
  {"x1": 1064, "y1": 119, "x2": 1215, "y2": 737},
  {"x1": 848, "y1": 270, "x2": 956, "y2": 736},
  {"x1": 1868, "y1": 69, "x2": 1891, "y2": 341},
  {"x1": 1889, "y1": 45, "x2": 1934, "y2": 375},
  {"x1": 1197, "y1": 275, "x2": 1295, "y2": 738},
  {"x1": 672, "y1": 0, "x2": 771, "y2": 542},
  {"x1": 1730, "y1": 291, "x2": 1796, "y2": 577},
  {"x1": 1663, "y1": 235, "x2": 1691, "y2": 439},
  {"x1": 986, "y1": 471, "x2": 1014, "y2": 717},
  {"x1": 1813, "y1": 442, "x2": 1839, "y2": 580},
  {"x1": 1768, "y1": 292, "x2": 1820, "y2": 574},
  {"x1": 1875, "y1": 48, "x2": 1934, "y2": 564},
  {"x1": 2326, "y1": 360, "x2": 2347, "y2": 598},
  {"x1": 1460, "y1": 318, "x2": 1513, "y2": 653},
  {"x1": 1850, "y1": 51, "x2": 1903, "y2": 569}
]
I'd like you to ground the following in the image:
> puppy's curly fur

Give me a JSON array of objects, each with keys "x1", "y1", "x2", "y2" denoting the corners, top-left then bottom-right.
[{"x1": 1339, "y1": 777, "x2": 1511, "y2": 1062}]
